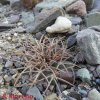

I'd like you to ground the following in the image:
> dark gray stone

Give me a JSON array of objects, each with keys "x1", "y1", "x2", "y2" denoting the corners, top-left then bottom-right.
[
  {"x1": 0, "y1": 0, "x2": 10, "y2": 5},
  {"x1": 0, "y1": 23, "x2": 15, "y2": 32},
  {"x1": 83, "y1": 0, "x2": 94, "y2": 11},
  {"x1": 26, "y1": 8, "x2": 64, "y2": 33},
  {"x1": 73, "y1": 52, "x2": 85, "y2": 63},
  {"x1": 67, "y1": 34, "x2": 77, "y2": 48},
  {"x1": 77, "y1": 28, "x2": 100, "y2": 64},
  {"x1": 27, "y1": 86, "x2": 43, "y2": 100}
]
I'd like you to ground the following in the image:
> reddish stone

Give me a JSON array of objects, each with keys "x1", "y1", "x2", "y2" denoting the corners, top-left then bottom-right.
[
  {"x1": 65, "y1": 0, "x2": 87, "y2": 16},
  {"x1": 21, "y1": 0, "x2": 43, "y2": 9}
]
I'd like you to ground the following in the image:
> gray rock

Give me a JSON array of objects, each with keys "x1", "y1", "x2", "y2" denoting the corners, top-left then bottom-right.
[
  {"x1": 67, "y1": 34, "x2": 77, "y2": 48},
  {"x1": 76, "y1": 68, "x2": 91, "y2": 83},
  {"x1": 96, "y1": 79, "x2": 100, "y2": 85},
  {"x1": 0, "y1": 23, "x2": 15, "y2": 32},
  {"x1": 76, "y1": 28, "x2": 100, "y2": 64},
  {"x1": 35, "y1": 0, "x2": 78, "y2": 11},
  {"x1": 0, "y1": 56, "x2": 3, "y2": 64},
  {"x1": 21, "y1": 11, "x2": 34, "y2": 27},
  {"x1": 69, "y1": 17, "x2": 82, "y2": 25},
  {"x1": 14, "y1": 26, "x2": 26, "y2": 33},
  {"x1": 86, "y1": 12, "x2": 100, "y2": 27},
  {"x1": 21, "y1": 83, "x2": 29, "y2": 94},
  {"x1": 27, "y1": 86, "x2": 43, "y2": 100},
  {"x1": 14, "y1": 61, "x2": 22, "y2": 68},
  {"x1": 10, "y1": 0, "x2": 21, "y2": 10},
  {"x1": 35, "y1": 32, "x2": 43, "y2": 40},
  {"x1": 91, "y1": 0, "x2": 100, "y2": 12},
  {"x1": 0, "y1": 0, "x2": 10, "y2": 5},
  {"x1": 26, "y1": 8, "x2": 63, "y2": 33},
  {"x1": 79, "y1": 89, "x2": 88, "y2": 97},
  {"x1": 73, "y1": 52, "x2": 85, "y2": 63},
  {"x1": 8, "y1": 14, "x2": 20, "y2": 24},
  {"x1": 88, "y1": 89, "x2": 100, "y2": 100},
  {"x1": 5, "y1": 60, "x2": 13, "y2": 68}
]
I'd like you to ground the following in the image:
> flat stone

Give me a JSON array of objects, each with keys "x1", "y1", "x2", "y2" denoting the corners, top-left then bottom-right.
[
  {"x1": 35, "y1": 0, "x2": 78, "y2": 11},
  {"x1": 21, "y1": 11, "x2": 34, "y2": 27},
  {"x1": 27, "y1": 86, "x2": 43, "y2": 100},
  {"x1": 76, "y1": 27, "x2": 100, "y2": 64},
  {"x1": 86, "y1": 12, "x2": 100, "y2": 27},
  {"x1": 67, "y1": 33, "x2": 77, "y2": 48},
  {"x1": 8, "y1": 14, "x2": 20, "y2": 24},
  {"x1": 26, "y1": 8, "x2": 63, "y2": 33},
  {"x1": 65, "y1": 0, "x2": 87, "y2": 17}
]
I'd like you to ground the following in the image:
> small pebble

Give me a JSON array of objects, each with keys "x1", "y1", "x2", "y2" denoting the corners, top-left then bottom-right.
[
  {"x1": 14, "y1": 33, "x2": 18, "y2": 37},
  {"x1": 5, "y1": 60, "x2": 13, "y2": 68},
  {"x1": 7, "y1": 37, "x2": 11, "y2": 41}
]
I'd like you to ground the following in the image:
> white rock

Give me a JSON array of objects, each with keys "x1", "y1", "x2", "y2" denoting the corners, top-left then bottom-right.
[
  {"x1": 7, "y1": 37, "x2": 11, "y2": 40},
  {"x1": 88, "y1": 89, "x2": 100, "y2": 100},
  {"x1": 46, "y1": 16, "x2": 72, "y2": 33},
  {"x1": 14, "y1": 33, "x2": 18, "y2": 37}
]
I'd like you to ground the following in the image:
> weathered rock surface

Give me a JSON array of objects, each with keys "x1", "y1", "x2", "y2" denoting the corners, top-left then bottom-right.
[
  {"x1": 35, "y1": 0, "x2": 78, "y2": 11},
  {"x1": 88, "y1": 89, "x2": 100, "y2": 100},
  {"x1": 26, "y1": 8, "x2": 64, "y2": 33},
  {"x1": 0, "y1": 0, "x2": 10, "y2": 5},
  {"x1": 86, "y1": 12, "x2": 100, "y2": 27},
  {"x1": 76, "y1": 27, "x2": 100, "y2": 65},
  {"x1": 21, "y1": 11, "x2": 34, "y2": 27},
  {"x1": 65, "y1": 0, "x2": 87, "y2": 17}
]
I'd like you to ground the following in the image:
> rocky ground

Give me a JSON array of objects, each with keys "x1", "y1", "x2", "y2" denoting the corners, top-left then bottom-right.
[{"x1": 0, "y1": 0, "x2": 100, "y2": 100}]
